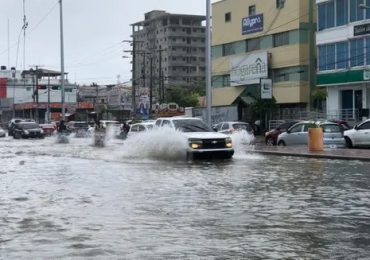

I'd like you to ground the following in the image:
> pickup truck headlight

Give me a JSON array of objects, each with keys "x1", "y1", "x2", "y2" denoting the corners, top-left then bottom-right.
[
  {"x1": 40, "y1": 129, "x2": 44, "y2": 134},
  {"x1": 24, "y1": 130, "x2": 29, "y2": 135},
  {"x1": 225, "y1": 137, "x2": 233, "y2": 148},
  {"x1": 189, "y1": 139, "x2": 203, "y2": 149}
]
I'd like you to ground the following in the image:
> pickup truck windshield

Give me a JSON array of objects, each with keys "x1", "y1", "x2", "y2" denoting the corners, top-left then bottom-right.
[{"x1": 173, "y1": 119, "x2": 211, "y2": 132}]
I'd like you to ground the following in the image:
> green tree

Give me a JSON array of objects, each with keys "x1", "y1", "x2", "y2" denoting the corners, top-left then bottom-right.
[{"x1": 165, "y1": 84, "x2": 204, "y2": 107}]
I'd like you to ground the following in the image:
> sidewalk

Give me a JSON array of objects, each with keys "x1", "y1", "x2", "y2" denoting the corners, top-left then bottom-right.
[{"x1": 253, "y1": 144, "x2": 370, "y2": 162}]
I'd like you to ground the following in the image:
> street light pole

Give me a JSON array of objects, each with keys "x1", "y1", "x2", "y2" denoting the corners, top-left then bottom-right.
[
  {"x1": 59, "y1": 0, "x2": 65, "y2": 121},
  {"x1": 206, "y1": 0, "x2": 212, "y2": 126}
]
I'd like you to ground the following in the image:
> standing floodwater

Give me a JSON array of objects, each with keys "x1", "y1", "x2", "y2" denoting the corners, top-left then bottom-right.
[{"x1": 1, "y1": 135, "x2": 370, "y2": 259}]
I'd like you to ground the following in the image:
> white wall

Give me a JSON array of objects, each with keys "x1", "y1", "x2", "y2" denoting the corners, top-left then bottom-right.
[
  {"x1": 7, "y1": 79, "x2": 77, "y2": 104},
  {"x1": 326, "y1": 87, "x2": 340, "y2": 113}
]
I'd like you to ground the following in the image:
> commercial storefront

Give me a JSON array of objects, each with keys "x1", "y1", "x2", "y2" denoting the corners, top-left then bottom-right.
[
  {"x1": 316, "y1": 0, "x2": 370, "y2": 121},
  {"x1": 211, "y1": 0, "x2": 315, "y2": 120}
]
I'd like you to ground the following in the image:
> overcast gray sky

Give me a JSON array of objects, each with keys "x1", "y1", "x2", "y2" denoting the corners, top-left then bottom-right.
[{"x1": 0, "y1": 0, "x2": 208, "y2": 85}]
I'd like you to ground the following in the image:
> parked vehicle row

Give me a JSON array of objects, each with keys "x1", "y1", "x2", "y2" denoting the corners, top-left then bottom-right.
[{"x1": 265, "y1": 119, "x2": 370, "y2": 149}]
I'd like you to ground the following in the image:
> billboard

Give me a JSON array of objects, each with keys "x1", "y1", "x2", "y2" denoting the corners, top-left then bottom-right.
[
  {"x1": 242, "y1": 14, "x2": 263, "y2": 35},
  {"x1": 230, "y1": 51, "x2": 268, "y2": 86}
]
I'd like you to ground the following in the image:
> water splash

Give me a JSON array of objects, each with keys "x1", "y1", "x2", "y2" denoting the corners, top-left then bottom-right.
[
  {"x1": 230, "y1": 130, "x2": 255, "y2": 152},
  {"x1": 122, "y1": 127, "x2": 188, "y2": 161}
]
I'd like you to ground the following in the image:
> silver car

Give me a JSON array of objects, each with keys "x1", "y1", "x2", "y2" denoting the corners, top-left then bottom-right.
[
  {"x1": 277, "y1": 121, "x2": 345, "y2": 148},
  {"x1": 213, "y1": 121, "x2": 256, "y2": 144}
]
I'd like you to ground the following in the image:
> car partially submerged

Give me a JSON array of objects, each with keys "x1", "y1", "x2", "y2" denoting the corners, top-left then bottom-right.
[
  {"x1": 155, "y1": 117, "x2": 234, "y2": 159},
  {"x1": 67, "y1": 121, "x2": 90, "y2": 137},
  {"x1": 39, "y1": 123, "x2": 56, "y2": 136},
  {"x1": 13, "y1": 122, "x2": 44, "y2": 139}
]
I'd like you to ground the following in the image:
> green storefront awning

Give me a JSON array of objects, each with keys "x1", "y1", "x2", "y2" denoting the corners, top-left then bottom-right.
[{"x1": 317, "y1": 70, "x2": 365, "y2": 86}]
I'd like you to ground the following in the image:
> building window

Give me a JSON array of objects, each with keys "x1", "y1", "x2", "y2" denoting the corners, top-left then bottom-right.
[
  {"x1": 318, "y1": 1, "x2": 335, "y2": 31},
  {"x1": 249, "y1": 5, "x2": 256, "y2": 16},
  {"x1": 350, "y1": 0, "x2": 365, "y2": 22},
  {"x1": 222, "y1": 42, "x2": 235, "y2": 56},
  {"x1": 276, "y1": 0, "x2": 285, "y2": 9},
  {"x1": 350, "y1": 38, "x2": 364, "y2": 67},
  {"x1": 336, "y1": 42, "x2": 348, "y2": 69},
  {"x1": 336, "y1": 0, "x2": 348, "y2": 26},
  {"x1": 273, "y1": 31, "x2": 289, "y2": 47},
  {"x1": 225, "y1": 12, "x2": 231, "y2": 22},
  {"x1": 318, "y1": 42, "x2": 348, "y2": 71},
  {"x1": 222, "y1": 75, "x2": 230, "y2": 86},
  {"x1": 246, "y1": 38, "x2": 260, "y2": 52},
  {"x1": 273, "y1": 68, "x2": 289, "y2": 82}
]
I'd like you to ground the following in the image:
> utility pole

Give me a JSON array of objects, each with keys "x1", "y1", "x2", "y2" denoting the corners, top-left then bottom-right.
[
  {"x1": 59, "y1": 0, "x2": 66, "y2": 120},
  {"x1": 47, "y1": 74, "x2": 51, "y2": 122},
  {"x1": 307, "y1": 0, "x2": 315, "y2": 112},
  {"x1": 35, "y1": 66, "x2": 39, "y2": 122},
  {"x1": 150, "y1": 55, "x2": 153, "y2": 118},
  {"x1": 131, "y1": 27, "x2": 137, "y2": 118},
  {"x1": 206, "y1": 0, "x2": 212, "y2": 126},
  {"x1": 142, "y1": 52, "x2": 146, "y2": 88},
  {"x1": 157, "y1": 48, "x2": 166, "y2": 104},
  {"x1": 11, "y1": 67, "x2": 16, "y2": 118},
  {"x1": 22, "y1": 0, "x2": 28, "y2": 71}
]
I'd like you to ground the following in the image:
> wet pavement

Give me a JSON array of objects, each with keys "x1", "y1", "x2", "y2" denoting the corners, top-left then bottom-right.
[
  {"x1": 1, "y1": 131, "x2": 370, "y2": 259},
  {"x1": 254, "y1": 144, "x2": 370, "y2": 161}
]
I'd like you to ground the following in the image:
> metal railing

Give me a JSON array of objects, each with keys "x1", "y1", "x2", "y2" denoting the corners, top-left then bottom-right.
[{"x1": 268, "y1": 108, "x2": 361, "y2": 130}]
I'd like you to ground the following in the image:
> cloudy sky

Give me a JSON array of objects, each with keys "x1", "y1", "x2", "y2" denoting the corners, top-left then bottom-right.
[{"x1": 0, "y1": 0, "x2": 209, "y2": 85}]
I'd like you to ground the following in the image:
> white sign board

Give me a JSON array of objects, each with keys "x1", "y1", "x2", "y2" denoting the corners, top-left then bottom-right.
[
  {"x1": 230, "y1": 51, "x2": 268, "y2": 86},
  {"x1": 364, "y1": 68, "x2": 370, "y2": 80},
  {"x1": 260, "y1": 78, "x2": 272, "y2": 99}
]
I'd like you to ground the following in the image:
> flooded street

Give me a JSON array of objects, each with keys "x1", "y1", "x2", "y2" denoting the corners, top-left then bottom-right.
[{"x1": 1, "y1": 134, "x2": 370, "y2": 259}]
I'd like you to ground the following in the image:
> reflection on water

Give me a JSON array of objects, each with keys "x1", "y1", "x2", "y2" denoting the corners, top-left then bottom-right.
[{"x1": 1, "y1": 135, "x2": 370, "y2": 259}]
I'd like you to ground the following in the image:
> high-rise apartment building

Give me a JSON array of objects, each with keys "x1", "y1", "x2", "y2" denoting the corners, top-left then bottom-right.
[
  {"x1": 316, "y1": 0, "x2": 370, "y2": 121},
  {"x1": 211, "y1": 0, "x2": 316, "y2": 120},
  {"x1": 130, "y1": 10, "x2": 206, "y2": 115}
]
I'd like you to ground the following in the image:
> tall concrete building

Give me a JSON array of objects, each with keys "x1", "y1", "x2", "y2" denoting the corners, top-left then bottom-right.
[
  {"x1": 130, "y1": 10, "x2": 206, "y2": 116},
  {"x1": 211, "y1": 0, "x2": 316, "y2": 120},
  {"x1": 316, "y1": 0, "x2": 370, "y2": 122}
]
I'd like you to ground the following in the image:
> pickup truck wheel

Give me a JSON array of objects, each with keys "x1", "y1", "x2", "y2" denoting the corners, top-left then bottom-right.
[{"x1": 278, "y1": 140, "x2": 286, "y2": 146}]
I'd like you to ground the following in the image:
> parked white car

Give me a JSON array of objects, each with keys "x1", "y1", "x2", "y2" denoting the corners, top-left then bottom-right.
[
  {"x1": 344, "y1": 119, "x2": 370, "y2": 148},
  {"x1": 154, "y1": 117, "x2": 234, "y2": 159},
  {"x1": 128, "y1": 121, "x2": 155, "y2": 136}
]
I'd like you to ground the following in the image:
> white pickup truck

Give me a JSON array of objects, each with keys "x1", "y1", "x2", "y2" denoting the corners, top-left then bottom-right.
[{"x1": 154, "y1": 117, "x2": 234, "y2": 159}]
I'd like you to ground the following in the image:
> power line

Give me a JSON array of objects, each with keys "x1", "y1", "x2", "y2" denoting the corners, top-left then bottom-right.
[{"x1": 0, "y1": 1, "x2": 59, "y2": 58}]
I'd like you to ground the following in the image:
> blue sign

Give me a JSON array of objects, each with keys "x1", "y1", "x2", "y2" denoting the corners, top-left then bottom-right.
[{"x1": 242, "y1": 14, "x2": 263, "y2": 35}]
